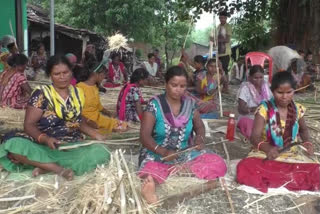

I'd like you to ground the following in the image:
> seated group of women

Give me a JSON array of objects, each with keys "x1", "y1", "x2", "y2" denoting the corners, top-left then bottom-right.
[{"x1": 0, "y1": 54, "x2": 318, "y2": 204}]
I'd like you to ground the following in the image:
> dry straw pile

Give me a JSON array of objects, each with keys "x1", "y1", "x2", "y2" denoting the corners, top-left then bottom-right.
[{"x1": 0, "y1": 150, "x2": 157, "y2": 214}]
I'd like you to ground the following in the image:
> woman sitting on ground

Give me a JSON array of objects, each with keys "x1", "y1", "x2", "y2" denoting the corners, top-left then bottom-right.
[
  {"x1": 105, "y1": 53, "x2": 128, "y2": 87},
  {"x1": 0, "y1": 55, "x2": 110, "y2": 180},
  {"x1": 116, "y1": 68, "x2": 149, "y2": 122},
  {"x1": 237, "y1": 72, "x2": 318, "y2": 193},
  {"x1": 139, "y1": 66, "x2": 227, "y2": 204},
  {"x1": 237, "y1": 65, "x2": 272, "y2": 139},
  {"x1": 0, "y1": 54, "x2": 32, "y2": 109},
  {"x1": 31, "y1": 43, "x2": 47, "y2": 80},
  {"x1": 193, "y1": 59, "x2": 228, "y2": 115},
  {"x1": 77, "y1": 59, "x2": 127, "y2": 133}
]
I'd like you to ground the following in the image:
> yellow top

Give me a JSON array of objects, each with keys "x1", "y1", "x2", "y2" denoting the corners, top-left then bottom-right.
[{"x1": 76, "y1": 82, "x2": 117, "y2": 133}]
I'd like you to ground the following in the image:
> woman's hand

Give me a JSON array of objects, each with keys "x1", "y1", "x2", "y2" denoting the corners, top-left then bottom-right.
[
  {"x1": 95, "y1": 133, "x2": 110, "y2": 141},
  {"x1": 266, "y1": 146, "x2": 280, "y2": 160},
  {"x1": 162, "y1": 149, "x2": 178, "y2": 162},
  {"x1": 44, "y1": 136, "x2": 61, "y2": 150},
  {"x1": 195, "y1": 135, "x2": 205, "y2": 150},
  {"x1": 303, "y1": 142, "x2": 314, "y2": 155}
]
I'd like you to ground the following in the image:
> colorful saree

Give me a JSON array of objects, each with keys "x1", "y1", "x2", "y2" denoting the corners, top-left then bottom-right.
[
  {"x1": 237, "y1": 99, "x2": 320, "y2": 193},
  {"x1": 0, "y1": 85, "x2": 110, "y2": 175},
  {"x1": 116, "y1": 83, "x2": 144, "y2": 122},
  {"x1": 0, "y1": 69, "x2": 29, "y2": 109}
]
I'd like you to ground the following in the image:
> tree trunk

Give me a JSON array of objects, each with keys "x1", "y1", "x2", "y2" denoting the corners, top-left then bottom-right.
[{"x1": 273, "y1": 0, "x2": 320, "y2": 63}]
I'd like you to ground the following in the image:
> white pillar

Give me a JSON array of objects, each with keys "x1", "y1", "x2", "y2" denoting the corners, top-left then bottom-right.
[{"x1": 50, "y1": 0, "x2": 55, "y2": 56}]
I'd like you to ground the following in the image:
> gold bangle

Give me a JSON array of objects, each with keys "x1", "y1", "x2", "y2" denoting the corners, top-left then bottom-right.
[{"x1": 37, "y1": 133, "x2": 47, "y2": 143}]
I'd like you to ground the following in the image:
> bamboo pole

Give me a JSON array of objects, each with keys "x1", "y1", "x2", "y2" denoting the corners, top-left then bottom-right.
[
  {"x1": 211, "y1": 13, "x2": 223, "y2": 117},
  {"x1": 58, "y1": 137, "x2": 140, "y2": 150},
  {"x1": 114, "y1": 151, "x2": 126, "y2": 214},
  {"x1": 220, "y1": 178, "x2": 235, "y2": 214},
  {"x1": 119, "y1": 150, "x2": 144, "y2": 214}
]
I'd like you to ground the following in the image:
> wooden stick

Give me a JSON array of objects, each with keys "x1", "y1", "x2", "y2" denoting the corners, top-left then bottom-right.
[
  {"x1": 160, "y1": 139, "x2": 228, "y2": 161},
  {"x1": 212, "y1": 14, "x2": 223, "y2": 118},
  {"x1": 58, "y1": 138, "x2": 140, "y2": 150},
  {"x1": 0, "y1": 194, "x2": 35, "y2": 202},
  {"x1": 220, "y1": 178, "x2": 235, "y2": 214},
  {"x1": 221, "y1": 137, "x2": 231, "y2": 175},
  {"x1": 160, "y1": 180, "x2": 219, "y2": 209},
  {"x1": 119, "y1": 150, "x2": 144, "y2": 214},
  {"x1": 115, "y1": 151, "x2": 126, "y2": 214},
  {"x1": 294, "y1": 84, "x2": 310, "y2": 92}
]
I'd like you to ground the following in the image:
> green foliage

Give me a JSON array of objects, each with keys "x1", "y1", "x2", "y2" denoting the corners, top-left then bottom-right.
[{"x1": 191, "y1": 27, "x2": 214, "y2": 46}]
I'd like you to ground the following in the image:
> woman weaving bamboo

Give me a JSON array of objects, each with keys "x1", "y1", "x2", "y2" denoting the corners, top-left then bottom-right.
[
  {"x1": 139, "y1": 66, "x2": 226, "y2": 204},
  {"x1": 0, "y1": 55, "x2": 110, "y2": 180},
  {"x1": 237, "y1": 72, "x2": 319, "y2": 193},
  {"x1": 77, "y1": 58, "x2": 128, "y2": 133},
  {"x1": 192, "y1": 59, "x2": 228, "y2": 117}
]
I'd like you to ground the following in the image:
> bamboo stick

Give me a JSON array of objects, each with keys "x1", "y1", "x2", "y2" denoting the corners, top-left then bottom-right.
[
  {"x1": 160, "y1": 139, "x2": 228, "y2": 161},
  {"x1": 119, "y1": 150, "x2": 144, "y2": 214},
  {"x1": 220, "y1": 178, "x2": 235, "y2": 214},
  {"x1": 114, "y1": 151, "x2": 126, "y2": 214},
  {"x1": 212, "y1": 13, "x2": 223, "y2": 118},
  {"x1": 0, "y1": 194, "x2": 35, "y2": 202},
  {"x1": 58, "y1": 137, "x2": 140, "y2": 150},
  {"x1": 160, "y1": 180, "x2": 219, "y2": 209},
  {"x1": 294, "y1": 84, "x2": 310, "y2": 92}
]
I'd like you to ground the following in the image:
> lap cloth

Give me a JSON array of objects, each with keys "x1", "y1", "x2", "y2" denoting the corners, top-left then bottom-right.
[
  {"x1": 139, "y1": 153, "x2": 227, "y2": 184},
  {"x1": 237, "y1": 147, "x2": 320, "y2": 193},
  {"x1": 0, "y1": 137, "x2": 110, "y2": 176}
]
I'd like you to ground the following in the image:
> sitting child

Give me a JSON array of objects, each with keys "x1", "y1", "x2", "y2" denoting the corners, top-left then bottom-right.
[
  {"x1": 77, "y1": 59, "x2": 127, "y2": 133},
  {"x1": 116, "y1": 68, "x2": 149, "y2": 122}
]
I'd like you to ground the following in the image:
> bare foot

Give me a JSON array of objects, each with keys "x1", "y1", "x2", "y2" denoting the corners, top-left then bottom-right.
[
  {"x1": 141, "y1": 175, "x2": 158, "y2": 204},
  {"x1": 32, "y1": 167, "x2": 48, "y2": 177},
  {"x1": 59, "y1": 169, "x2": 74, "y2": 181}
]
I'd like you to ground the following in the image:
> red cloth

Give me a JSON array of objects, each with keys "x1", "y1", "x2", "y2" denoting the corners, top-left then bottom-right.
[
  {"x1": 108, "y1": 62, "x2": 125, "y2": 82},
  {"x1": 237, "y1": 157, "x2": 320, "y2": 193}
]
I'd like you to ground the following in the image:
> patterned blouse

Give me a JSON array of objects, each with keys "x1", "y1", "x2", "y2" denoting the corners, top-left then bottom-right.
[
  {"x1": 116, "y1": 85, "x2": 142, "y2": 122},
  {"x1": 28, "y1": 89, "x2": 83, "y2": 142}
]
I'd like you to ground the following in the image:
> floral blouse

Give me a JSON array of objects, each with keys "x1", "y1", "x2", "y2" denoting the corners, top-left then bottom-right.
[{"x1": 28, "y1": 89, "x2": 83, "y2": 142}]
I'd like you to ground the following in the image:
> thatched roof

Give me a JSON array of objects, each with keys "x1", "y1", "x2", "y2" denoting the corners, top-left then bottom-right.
[{"x1": 27, "y1": 4, "x2": 104, "y2": 42}]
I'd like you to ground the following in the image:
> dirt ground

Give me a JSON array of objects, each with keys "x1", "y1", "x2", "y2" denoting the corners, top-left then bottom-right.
[{"x1": 1, "y1": 83, "x2": 320, "y2": 213}]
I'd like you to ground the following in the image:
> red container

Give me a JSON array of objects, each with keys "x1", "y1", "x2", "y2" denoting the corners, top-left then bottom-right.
[{"x1": 226, "y1": 113, "x2": 235, "y2": 141}]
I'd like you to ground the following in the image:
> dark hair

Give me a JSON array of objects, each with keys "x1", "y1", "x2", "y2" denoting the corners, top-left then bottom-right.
[
  {"x1": 130, "y1": 68, "x2": 149, "y2": 83},
  {"x1": 298, "y1": 49, "x2": 304, "y2": 54},
  {"x1": 165, "y1": 66, "x2": 188, "y2": 83},
  {"x1": 219, "y1": 10, "x2": 229, "y2": 17},
  {"x1": 111, "y1": 52, "x2": 120, "y2": 60},
  {"x1": 307, "y1": 51, "x2": 312, "y2": 56},
  {"x1": 249, "y1": 65, "x2": 264, "y2": 76},
  {"x1": 78, "y1": 57, "x2": 106, "y2": 82},
  {"x1": 7, "y1": 54, "x2": 28, "y2": 67},
  {"x1": 270, "y1": 71, "x2": 296, "y2": 91},
  {"x1": 207, "y1": 58, "x2": 217, "y2": 65},
  {"x1": 154, "y1": 49, "x2": 159, "y2": 53},
  {"x1": 147, "y1": 53, "x2": 155, "y2": 59},
  {"x1": 46, "y1": 55, "x2": 72, "y2": 77},
  {"x1": 194, "y1": 55, "x2": 206, "y2": 65},
  {"x1": 7, "y1": 42, "x2": 15, "y2": 50}
]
